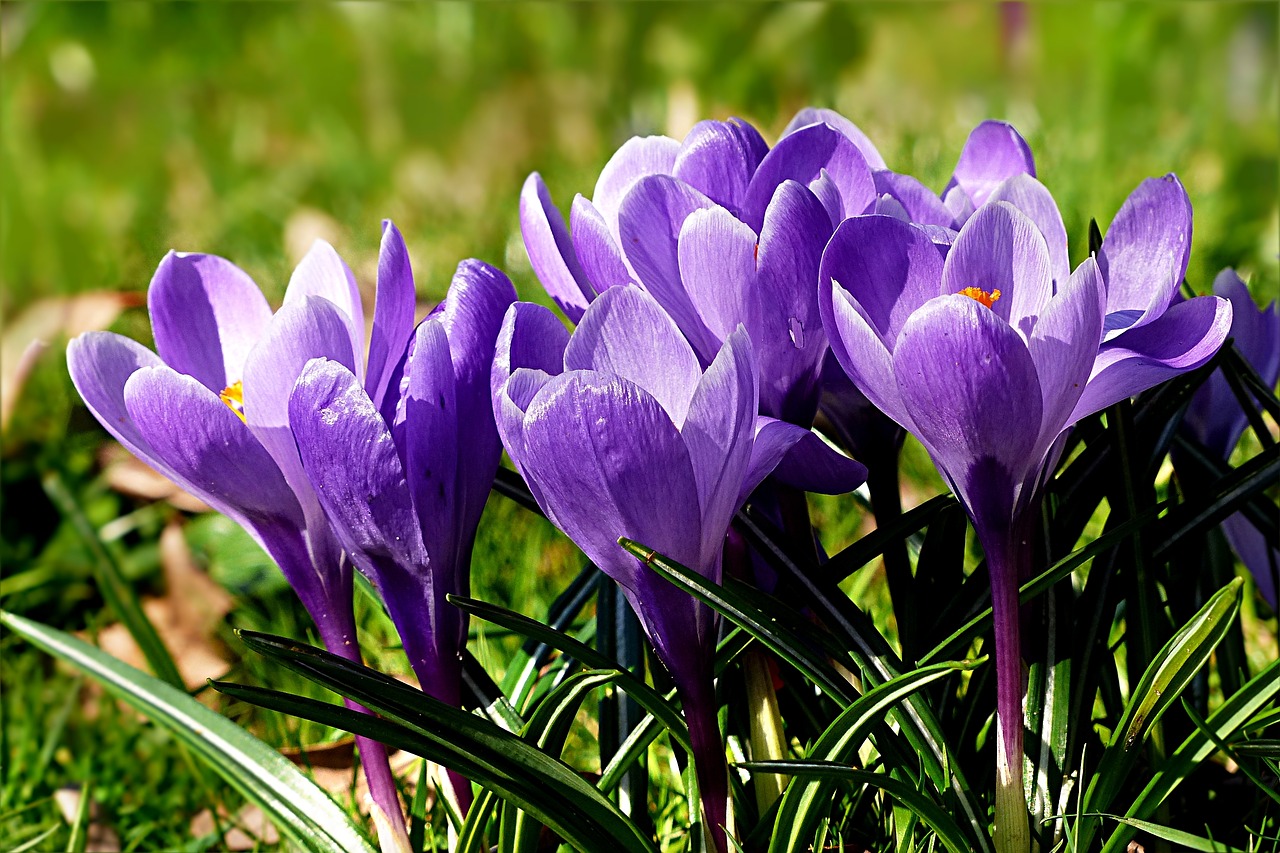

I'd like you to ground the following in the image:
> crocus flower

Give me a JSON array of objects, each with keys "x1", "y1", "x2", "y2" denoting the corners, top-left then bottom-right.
[
  {"x1": 1178, "y1": 269, "x2": 1280, "y2": 605},
  {"x1": 520, "y1": 114, "x2": 879, "y2": 426},
  {"x1": 492, "y1": 285, "x2": 865, "y2": 850},
  {"x1": 67, "y1": 231, "x2": 417, "y2": 853},
  {"x1": 820, "y1": 185, "x2": 1231, "y2": 850}
]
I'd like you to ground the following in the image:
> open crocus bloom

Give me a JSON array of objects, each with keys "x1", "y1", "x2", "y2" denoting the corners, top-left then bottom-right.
[
  {"x1": 1178, "y1": 269, "x2": 1280, "y2": 606},
  {"x1": 67, "y1": 226, "x2": 418, "y2": 852},
  {"x1": 820, "y1": 199, "x2": 1231, "y2": 851},
  {"x1": 521, "y1": 113, "x2": 879, "y2": 425},
  {"x1": 492, "y1": 285, "x2": 865, "y2": 850}
]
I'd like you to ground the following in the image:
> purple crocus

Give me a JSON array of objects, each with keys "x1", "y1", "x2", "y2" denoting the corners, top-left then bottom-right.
[
  {"x1": 820, "y1": 183, "x2": 1231, "y2": 849},
  {"x1": 520, "y1": 114, "x2": 879, "y2": 426},
  {"x1": 492, "y1": 285, "x2": 865, "y2": 850},
  {"x1": 1178, "y1": 269, "x2": 1280, "y2": 605},
  {"x1": 67, "y1": 232, "x2": 417, "y2": 853}
]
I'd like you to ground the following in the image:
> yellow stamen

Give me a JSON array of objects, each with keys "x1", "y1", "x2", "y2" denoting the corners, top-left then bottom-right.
[
  {"x1": 958, "y1": 286, "x2": 1002, "y2": 309},
  {"x1": 220, "y1": 380, "x2": 246, "y2": 423}
]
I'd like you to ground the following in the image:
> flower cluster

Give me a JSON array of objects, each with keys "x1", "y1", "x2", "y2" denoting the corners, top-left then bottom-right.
[{"x1": 70, "y1": 107, "x2": 1251, "y2": 853}]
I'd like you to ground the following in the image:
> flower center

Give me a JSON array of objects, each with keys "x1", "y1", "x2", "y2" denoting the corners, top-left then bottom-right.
[
  {"x1": 219, "y1": 380, "x2": 246, "y2": 423},
  {"x1": 958, "y1": 286, "x2": 1002, "y2": 309}
]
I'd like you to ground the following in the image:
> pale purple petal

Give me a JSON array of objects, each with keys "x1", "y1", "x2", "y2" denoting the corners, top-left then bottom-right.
[
  {"x1": 673, "y1": 118, "x2": 769, "y2": 213},
  {"x1": 520, "y1": 173, "x2": 593, "y2": 323},
  {"x1": 782, "y1": 108, "x2": 887, "y2": 170},
  {"x1": 147, "y1": 252, "x2": 272, "y2": 392},
  {"x1": 755, "y1": 420, "x2": 868, "y2": 498},
  {"x1": 819, "y1": 214, "x2": 948, "y2": 349},
  {"x1": 367, "y1": 221, "x2": 418, "y2": 412},
  {"x1": 949, "y1": 120, "x2": 1036, "y2": 209},
  {"x1": 1069, "y1": 295, "x2": 1233, "y2": 424},
  {"x1": 1098, "y1": 174, "x2": 1192, "y2": 337},
  {"x1": 942, "y1": 184, "x2": 977, "y2": 226},
  {"x1": 591, "y1": 135, "x2": 681, "y2": 233},
  {"x1": 743, "y1": 122, "x2": 875, "y2": 231},
  {"x1": 1028, "y1": 257, "x2": 1105, "y2": 451},
  {"x1": 68, "y1": 332, "x2": 169, "y2": 471},
  {"x1": 807, "y1": 169, "x2": 845, "y2": 228},
  {"x1": 941, "y1": 201, "x2": 1054, "y2": 340},
  {"x1": 873, "y1": 171, "x2": 956, "y2": 228},
  {"x1": 564, "y1": 286, "x2": 702, "y2": 426},
  {"x1": 985, "y1": 174, "x2": 1070, "y2": 292},
  {"x1": 680, "y1": 329, "x2": 757, "y2": 567},
  {"x1": 616, "y1": 175, "x2": 721, "y2": 359},
  {"x1": 874, "y1": 194, "x2": 910, "y2": 220},
  {"x1": 892, "y1": 294, "x2": 1044, "y2": 502},
  {"x1": 678, "y1": 205, "x2": 758, "y2": 344},
  {"x1": 283, "y1": 240, "x2": 365, "y2": 382},
  {"x1": 570, "y1": 195, "x2": 633, "y2": 295}
]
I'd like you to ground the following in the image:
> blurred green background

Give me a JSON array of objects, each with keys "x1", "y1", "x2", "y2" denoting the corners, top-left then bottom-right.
[{"x1": 1, "y1": 2, "x2": 1277, "y2": 849}]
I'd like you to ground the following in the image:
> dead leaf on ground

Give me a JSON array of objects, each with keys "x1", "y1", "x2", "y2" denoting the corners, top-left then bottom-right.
[
  {"x1": 55, "y1": 786, "x2": 122, "y2": 852},
  {"x1": 189, "y1": 802, "x2": 281, "y2": 850},
  {"x1": 98, "y1": 443, "x2": 211, "y2": 513}
]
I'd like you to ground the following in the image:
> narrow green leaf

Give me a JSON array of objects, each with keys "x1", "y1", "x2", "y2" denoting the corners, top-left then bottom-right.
[
  {"x1": 42, "y1": 473, "x2": 183, "y2": 689},
  {"x1": 0, "y1": 611, "x2": 373, "y2": 853},
  {"x1": 65, "y1": 777, "x2": 91, "y2": 853},
  {"x1": 1090, "y1": 814, "x2": 1248, "y2": 852},
  {"x1": 456, "y1": 789, "x2": 498, "y2": 853},
  {"x1": 816, "y1": 493, "x2": 957, "y2": 585}
]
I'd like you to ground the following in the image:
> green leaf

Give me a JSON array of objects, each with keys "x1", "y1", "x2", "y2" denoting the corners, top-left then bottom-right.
[
  {"x1": 0, "y1": 611, "x2": 374, "y2": 853},
  {"x1": 742, "y1": 761, "x2": 973, "y2": 853},
  {"x1": 763, "y1": 660, "x2": 981, "y2": 853},
  {"x1": 1089, "y1": 814, "x2": 1248, "y2": 852},
  {"x1": 231, "y1": 630, "x2": 656, "y2": 853},
  {"x1": 815, "y1": 493, "x2": 957, "y2": 585}
]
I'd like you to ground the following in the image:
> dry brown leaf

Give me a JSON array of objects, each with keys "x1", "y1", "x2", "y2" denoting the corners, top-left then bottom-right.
[
  {"x1": 189, "y1": 802, "x2": 281, "y2": 850},
  {"x1": 1, "y1": 291, "x2": 139, "y2": 430},
  {"x1": 54, "y1": 786, "x2": 122, "y2": 852},
  {"x1": 98, "y1": 443, "x2": 211, "y2": 513}
]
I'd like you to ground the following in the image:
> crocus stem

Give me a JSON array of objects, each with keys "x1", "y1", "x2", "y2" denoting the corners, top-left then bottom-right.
[
  {"x1": 315, "y1": 613, "x2": 412, "y2": 853},
  {"x1": 983, "y1": 521, "x2": 1031, "y2": 853},
  {"x1": 677, "y1": 667, "x2": 729, "y2": 853}
]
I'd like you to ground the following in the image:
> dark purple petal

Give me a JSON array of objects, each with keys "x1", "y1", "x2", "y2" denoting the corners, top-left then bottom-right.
[
  {"x1": 1027, "y1": 257, "x2": 1105, "y2": 451},
  {"x1": 147, "y1": 252, "x2": 272, "y2": 392},
  {"x1": 757, "y1": 419, "x2": 868, "y2": 498},
  {"x1": 1069, "y1": 294, "x2": 1232, "y2": 424},
  {"x1": 985, "y1": 174, "x2": 1070, "y2": 293},
  {"x1": 282, "y1": 240, "x2": 365, "y2": 382},
  {"x1": 743, "y1": 123, "x2": 875, "y2": 231},
  {"x1": 873, "y1": 170, "x2": 955, "y2": 227},
  {"x1": 68, "y1": 332, "x2": 169, "y2": 470},
  {"x1": 570, "y1": 195, "x2": 633, "y2": 295},
  {"x1": 782, "y1": 108, "x2": 887, "y2": 170},
  {"x1": 491, "y1": 302, "x2": 570, "y2": 401},
  {"x1": 564, "y1": 285, "x2": 702, "y2": 426},
  {"x1": 942, "y1": 201, "x2": 1054, "y2": 339},
  {"x1": 367, "y1": 221, "x2": 418, "y2": 412},
  {"x1": 673, "y1": 118, "x2": 769, "y2": 213},
  {"x1": 949, "y1": 120, "x2": 1036, "y2": 209},
  {"x1": 591, "y1": 135, "x2": 681, "y2": 232},
  {"x1": 616, "y1": 175, "x2": 721, "y2": 359},
  {"x1": 520, "y1": 173, "x2": 593, "y2": 323},
  {"x1": 892, "y1": 294, "x2": 1044, "y2": 502},
  {"x1": 1098, "y1": 174, "x2": 1192, "y2": 336},
  {"x1": 1222, "y1": 513, "x2": 1279, "y2": 609},
  {"x1": 820, "y1": 215, "x2": 948, "y2": 348},
  {"x1": 680, "y1": 329, "x2": 757, "y2": 567}
]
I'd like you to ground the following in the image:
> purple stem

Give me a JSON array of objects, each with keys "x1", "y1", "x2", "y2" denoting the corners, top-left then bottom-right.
[
  {"x1": 676, "y1": 665, "x2": 729, "y2": 853},
  {"x1": 402, "y1": 646, "x2": 474, "y2": 815}
]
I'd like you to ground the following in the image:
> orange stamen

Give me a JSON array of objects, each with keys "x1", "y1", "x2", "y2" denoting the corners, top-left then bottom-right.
[
  {"x1": 220, "y1": 380, "x2": 246, "y2": 423},
  {"x1": 958, "y1": 286, "x2": 1002, "y2": 309}
]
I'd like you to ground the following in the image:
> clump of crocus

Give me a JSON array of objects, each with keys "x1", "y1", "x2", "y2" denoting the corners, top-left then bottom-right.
[
  {"x1": 492, "y1": 286, "x2": 865, "y2": 850},
  {"x1": 819, "y1": 176, "x2": 1231, "y2": 850},
  {"x1": 67, "y1": 237, "x2": 414, "y2": 853},
  {"x1": 1177, "y1": 269, "x2": 1280, "y2": 605}
]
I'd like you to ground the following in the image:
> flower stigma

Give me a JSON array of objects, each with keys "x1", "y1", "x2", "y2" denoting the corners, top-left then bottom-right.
[
  {"x1": 220, "y1": 380, "x2": 246, "y2": 423},
  {"x1": 958, "y1": 286, "x2": 1002, "y2": 309}
]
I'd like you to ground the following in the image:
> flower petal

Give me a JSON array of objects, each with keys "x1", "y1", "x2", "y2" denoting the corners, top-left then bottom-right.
[
  {"x1": 750, "y1": 418, "x2": 867, "y2": 501},
  {"x1": 873, "y1": 170, "x2": 955, "y2": 227},
  {"x1": 1027, "y1": 257, "x2": 1105, "y2": 452},
  {"x1": 147, "y1": 252, "x2": 272, "y2": 392},
  {"x1": 283, "y1": 240, "x2": 365, "y2": 381},
  {"x1": 564, "y1": 286, "x2": 702, "y2": 426},
  {"x1": 1214, "y1": 269, "x2": 1280, "y2": 389},
  {"x1": 570, "y1": 195, "x2": 633, "y2": 295},
  {"x1": 68, "y1": 332, "x2": 169, "y2": 469},
  {"x1": 985, "y1": 174, "x2": 1070, "y2": 293},
  {"x1": 591, "y1": 134, "x2": 681, "y2": 234},
  {"x1": 942, "y1": 201, "x2": 1054, "y2": 340},
  {"x1": 949, "y1": 120, "x2": 1036, "y2": 209},
  {"x1": 678, "y1": 205, "x2": 758, "y2": 345},
  {"x1": 616, "y1": 175, "x2": 721, "y2": 359},
  {"x1": 367, "y1": 221, "x2": 418, "y2": 412},
  {"x1": 520, "y1": 173, "x2": 593, "y2": 323},
  {"x1": 782, "y1": 107, "x2": 887, "y2": 170},
  {"x1": 743, "y1": 122, "x2": 875, "y2": 231},
  {"x1": 673, "y1": 118, "x2": 769, "y2": 213},
  {"x1": 820, "y1": 281, "x2": 910, "y2": 429},
  {"x1": 1070, "y1": 294, "x2": 1233, "y2": 423},
  {"x1": 1098, "y1": 174, "x2": 1192, "y2": 336},
  {"x1": 892, "y1": 294, "x2": 1044, "y2": 503},
  {"x1": 1222, "y1": 513, "x2": 1279, "y2": 609},
  {"x1": 491, "y1": 302, "x2": 570, "y2": 401}
]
